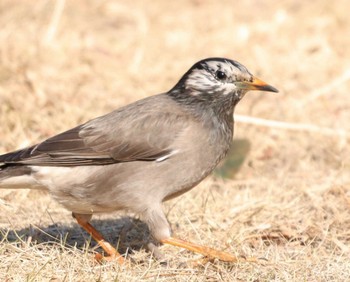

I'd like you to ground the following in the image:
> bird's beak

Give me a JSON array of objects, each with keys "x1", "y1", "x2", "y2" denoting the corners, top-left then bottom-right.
[{"x1": 235, "y1": 77, "x2": 278, "y2": 93}]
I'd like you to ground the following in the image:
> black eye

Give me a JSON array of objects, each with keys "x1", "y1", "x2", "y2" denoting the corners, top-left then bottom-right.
[{"x1": 216, "y1": 70, "x2": 226, "y2": 80}]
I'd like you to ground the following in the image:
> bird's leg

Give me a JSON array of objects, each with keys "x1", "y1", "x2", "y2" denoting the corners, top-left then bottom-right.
[
  {"x1": 145, "y1": 206, "x2": 255, "y2": 263},
  {"x1": 73, "y1": 213, "x2": 124, "y2": 263},
  {"x1": 161, "y1": 237, "x2": 257, "y2": 263}
]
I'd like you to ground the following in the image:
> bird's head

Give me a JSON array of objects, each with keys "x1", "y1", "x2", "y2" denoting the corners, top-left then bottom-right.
[{"x1": 169, "y1": 58, "x2": 278, "y2": 105}]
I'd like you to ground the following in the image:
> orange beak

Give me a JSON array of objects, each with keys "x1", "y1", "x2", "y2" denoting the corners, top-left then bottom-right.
[{"x1": 236, "y1": 77, "x2": 278, "y2": 93}]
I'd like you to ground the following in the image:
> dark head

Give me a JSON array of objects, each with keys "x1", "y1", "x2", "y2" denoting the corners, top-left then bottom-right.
[{"x1": 168, "y1": 58, "x2": 278, "y2": 107}]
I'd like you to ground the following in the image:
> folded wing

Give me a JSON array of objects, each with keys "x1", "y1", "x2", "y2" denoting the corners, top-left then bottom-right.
[{"x1": 0, "y1": 95, "x2": 189, "y2": 167}]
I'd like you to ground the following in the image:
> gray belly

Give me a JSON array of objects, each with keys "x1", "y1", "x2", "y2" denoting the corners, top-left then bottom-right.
[{"x1": 31, "y1": 147, "x2": 227, "y2": 215}]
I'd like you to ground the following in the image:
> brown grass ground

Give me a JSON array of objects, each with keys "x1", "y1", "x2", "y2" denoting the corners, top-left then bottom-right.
[{"x1": 0, "y1": 0, "x2": 349, "y2": 281}]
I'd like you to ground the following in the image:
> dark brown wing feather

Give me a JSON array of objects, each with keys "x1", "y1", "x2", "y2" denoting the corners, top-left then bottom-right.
[{"x1": 0, "y1": 95, "x2": 189, "y2": 166}]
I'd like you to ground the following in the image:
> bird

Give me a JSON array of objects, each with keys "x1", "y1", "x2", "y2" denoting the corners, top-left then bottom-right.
[{"x1": 0, "y1": 58, "x2": 278, "y2": 263}]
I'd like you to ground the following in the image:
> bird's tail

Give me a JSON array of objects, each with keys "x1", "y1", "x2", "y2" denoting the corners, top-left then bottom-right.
[{"x1": 0, "y1": 164, "x2": 35, "y2": 189}]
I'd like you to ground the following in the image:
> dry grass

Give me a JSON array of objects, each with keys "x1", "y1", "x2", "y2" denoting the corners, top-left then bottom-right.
[{"x1": 0, "y1": 0, "x2": 349, "y2": 281}]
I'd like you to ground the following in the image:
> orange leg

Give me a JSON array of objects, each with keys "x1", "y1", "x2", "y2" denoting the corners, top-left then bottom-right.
[
  {"x1": 74, "y1": 215, "x2": 124, "y2": 264},
  {"x1": 161, "y1": 237, "x2": 256, "y2": 263}
]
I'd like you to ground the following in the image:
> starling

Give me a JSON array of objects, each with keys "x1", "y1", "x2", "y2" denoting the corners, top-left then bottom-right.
[{"x1": 0, "y1": 58, "x2": 278, "y2": 263}]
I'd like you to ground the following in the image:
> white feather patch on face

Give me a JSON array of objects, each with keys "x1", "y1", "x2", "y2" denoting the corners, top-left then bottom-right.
[
  {"x1": 220, "y1": 83, "x2": 238, "y2": 95},
  {"x1": 185, "y1": 68, "x2": 217, "y2": 95},
  {"x1": 184, "y1": 60, "x2": 252, "y2": 96}
]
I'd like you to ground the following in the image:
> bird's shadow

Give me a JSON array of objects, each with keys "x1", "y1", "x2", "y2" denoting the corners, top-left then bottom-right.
[{"x1": 0, "y1": 216, "x2": 154, "y2": 257}]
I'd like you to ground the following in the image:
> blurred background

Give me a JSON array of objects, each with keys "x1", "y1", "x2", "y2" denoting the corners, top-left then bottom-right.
[{"x1": 0, "y1": 0, "x2": 349, "y2": 280}]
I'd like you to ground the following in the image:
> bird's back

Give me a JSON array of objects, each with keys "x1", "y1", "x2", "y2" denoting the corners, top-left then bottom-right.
[{"x1": 0, "y1": 93, "x2": 233, "y2": 208}]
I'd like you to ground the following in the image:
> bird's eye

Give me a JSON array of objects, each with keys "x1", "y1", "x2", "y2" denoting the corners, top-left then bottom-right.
[{"x1": 216, "y1": 70, "x2": 226, "y2": 80}]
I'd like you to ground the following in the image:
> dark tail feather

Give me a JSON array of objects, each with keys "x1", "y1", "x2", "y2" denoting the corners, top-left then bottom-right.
[{"x1": 0, "y1": 164, "x2": 33, "y2": 180}]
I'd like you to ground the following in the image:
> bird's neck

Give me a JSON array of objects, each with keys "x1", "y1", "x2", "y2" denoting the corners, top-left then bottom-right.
[
  {"x1": 169, "y1": 89, "x2": 236, "y2": 126},
  {"x1": 168, "y1": 90, "x2": 236, "y2": 141}
]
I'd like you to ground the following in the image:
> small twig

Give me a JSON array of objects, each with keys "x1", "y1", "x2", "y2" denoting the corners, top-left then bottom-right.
[
  {"x1": 235, "y1": 114, "x2": 349, "y2": 138},
  {"x1": 44, "y1": 0, "x2": 66, "y2": 46}
]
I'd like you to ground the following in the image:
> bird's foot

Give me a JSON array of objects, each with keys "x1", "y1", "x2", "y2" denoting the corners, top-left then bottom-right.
[
  {"x1": 74, "y1": 213, "x2": 125, "y2": 264},
  {"x1": 161, "y1": 237, "x2": 257, "y2": 263},
  {"x1": 94, "y1": 252, "x2": 125, "y2": 264}
]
